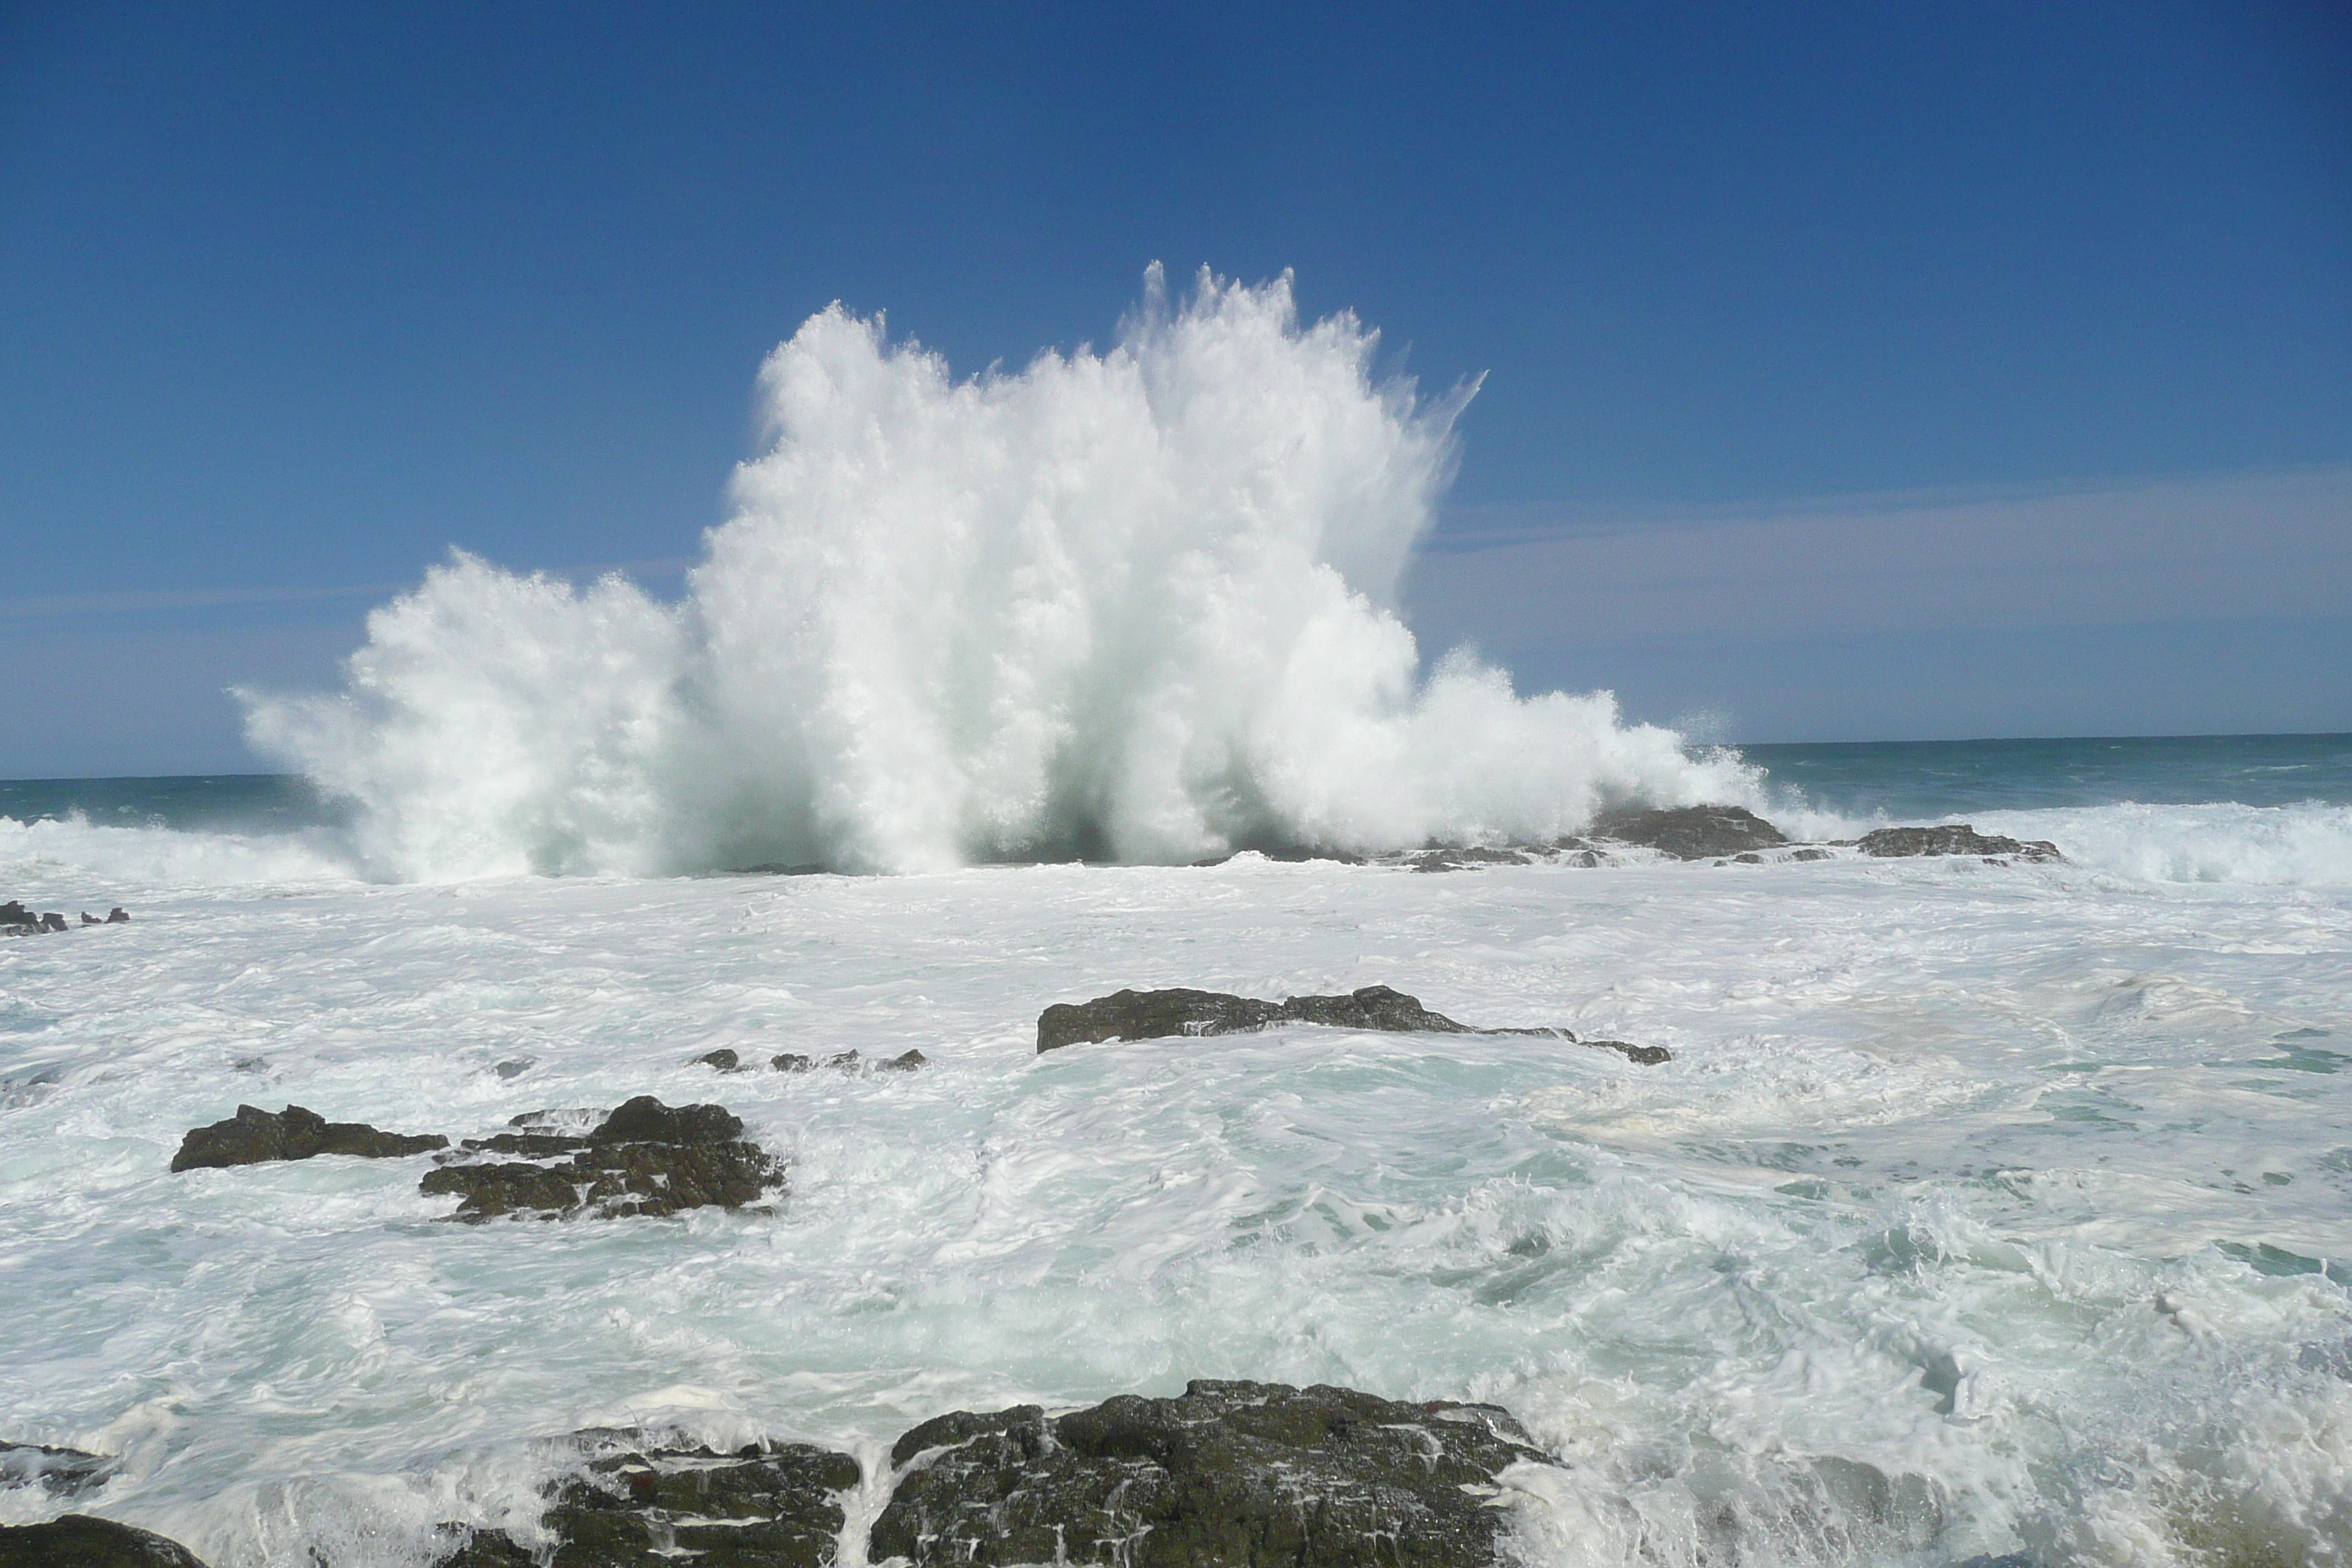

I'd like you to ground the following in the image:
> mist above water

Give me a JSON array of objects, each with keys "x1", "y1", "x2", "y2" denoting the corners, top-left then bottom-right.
[{"x1": 244, "y1": 268, "x2": 1754, "y2": 880}]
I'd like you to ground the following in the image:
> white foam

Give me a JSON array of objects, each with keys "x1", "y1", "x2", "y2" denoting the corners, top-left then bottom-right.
[
  {"x1": 242, "y1": 269, "x2": 1758, "y2": 881},
  {"x1": 3, "y1": 859, "x2": 2347, "y2": 1567}
]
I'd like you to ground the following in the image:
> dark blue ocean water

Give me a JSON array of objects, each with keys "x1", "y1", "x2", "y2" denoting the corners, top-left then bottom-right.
[
  {"x1": 1740, "y1": 732, "x2": 2352, "y2": 818},
  {"x1": 6, "y1": 734, "x2": 2348, "y2": 835}
]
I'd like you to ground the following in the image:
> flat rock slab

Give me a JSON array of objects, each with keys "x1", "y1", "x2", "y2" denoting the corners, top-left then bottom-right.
[
  {"x1": 0, "y1": 1515, "x2": 211, "y2": 1568},
  {"x1": 170, "y1": 1104, "x2": 448, "y2": 1172},
  {"x1": 0, "y1": 1442, "x2": 118, "y2": 1498},
  {"x1": 420, "y1": 1096, "x2": 783, "y2": 1221},
  {"x1": 1593, "y1": 804, "x2": 1789, "y2": 860},
  {"x1": 440, "y1": 1437, "x2": 861, "y2": 1568},
  {"x1": 872, "y1": 1379, "x2": 1556, "y2": 1567},
  {"x1": 1856, "y1": 824, "x2": 2062, "y2": 862},
  {"x1": 1037, "y1": 984, "x2": 1668, "y2": 1064}
]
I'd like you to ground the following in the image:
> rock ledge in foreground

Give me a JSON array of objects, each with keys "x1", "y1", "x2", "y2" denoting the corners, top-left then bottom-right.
[
  {"x1": 1855, "y1": 824, "x2": 2062, "y2": 862},
  {"x1": 420, "y1": 1096, "x2": 783, "y2": 1221},
  {"x1": 170, "y1": 1104, "x2": 448, "y2": 1172},
  {"x1": 440, "y1": 1435, "x2": 860, "y2": 1568},
  {"x1": 1038, "y1": 984, "x2": 1670, "y2": 1064},
  {"x1": 0, "y1": 1515, "x2": 211, "y2": 1568},
  {"x1": 874, "y1": 1378, "x2": 1556, "y2": 1568}
]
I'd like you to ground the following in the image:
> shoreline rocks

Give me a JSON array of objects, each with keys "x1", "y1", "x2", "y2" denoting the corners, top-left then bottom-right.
[
  {"x1": 1592, "y1": 804, "x2": 1790, "y2": 860},
  {"x1": 421, "y1": 1096, "x2": 783, "y2": 1222},
  {"x1": 1855, "y1": 823, "x2": 2061, "y2": 862},
  {"x1": 1037, "y1": 984, "x2": 1670, "y2": 1065},
  {"x1": 170, "y1": 1105, "x2": 448, "y2": 1172},
  {"x1": 0, "y1": 1379, "x2": 1585, "y2": 1567},
  {"x1": 0, "y1": 1515, "x2": 209, "y2": 1568},
  {"x1": 3, "y1": 900, "x2": 128, "y2": 937},
  {"x1": 875, "y1": 1379, "x2": 1555, "y2": 1568},
  {"x1": 440, "y1": 1434, "x2": 861, "y2": 1568}
]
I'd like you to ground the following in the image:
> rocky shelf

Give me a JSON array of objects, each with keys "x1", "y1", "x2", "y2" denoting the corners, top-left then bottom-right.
[
  {"x1": 1037, "y1": 984, "x2": 1672, "y2": 1065},
  {"x1": 4, "y1": 1380, "x2": 1577, "y2": 1568}
]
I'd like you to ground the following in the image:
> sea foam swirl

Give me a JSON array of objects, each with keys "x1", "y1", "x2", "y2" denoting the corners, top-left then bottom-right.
[{"x1": 241, "y1": 268, "x2": 1755, "y2": 881}]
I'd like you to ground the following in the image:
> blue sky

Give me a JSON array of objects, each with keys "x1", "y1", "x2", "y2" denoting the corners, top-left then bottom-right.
[{"x1": 4, "y1": 1, "x2": 2348, "y2": 774}]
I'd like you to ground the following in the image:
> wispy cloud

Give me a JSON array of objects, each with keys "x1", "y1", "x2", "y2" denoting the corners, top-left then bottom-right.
[
  {"x1": 0, "y1": 583, "x2": 404, "y2": 624},
  {"x1": 1406, "y1": 466, "x2": 2352, "y2": 648},
  {"x1": 0, "y1": 557, "x2": 700, "y2": 626}
]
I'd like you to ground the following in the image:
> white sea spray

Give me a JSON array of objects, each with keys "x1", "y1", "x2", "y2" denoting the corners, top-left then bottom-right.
[{"x1": 240, "y1": 268, "x2": 1757, "y2": 880}]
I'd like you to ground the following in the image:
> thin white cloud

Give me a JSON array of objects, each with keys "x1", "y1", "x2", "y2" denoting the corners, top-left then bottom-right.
[{"x1": 1405, "y1": 466, "x2": 2352, "y2": 649}]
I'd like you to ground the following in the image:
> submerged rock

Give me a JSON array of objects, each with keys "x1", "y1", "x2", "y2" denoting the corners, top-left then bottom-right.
[
  {"x1": 872, "y1": 1379, "x2": 1556, "y2": 1568},
  {"x1": 420, "y1": 1096, "x2": 782, "y2": 1222},
  {"x1": 1856, "y1": 824, "x2": 2061, "y2": 862},
  {"x1": 0, "y1": 1441, "x2": 118, "y2": 1497},
  {"x1": 439, "y1": 1436, "x2": 861, "y2": 1568},
  {"x1": 693, "y1": 1048, "x2": 745, "y2": 1072},
  {"x1": 1593, "y1": 804, "x2": 1788, "y2": 860},
  {"x1": 170, "y1": 1104, "x2": 448, "y2": 1172},
  {"x1": 0, "y1": 1515, "x2": 211, "y2": 1568},
  {"x1": 1036, "y1": 984, "x2": 1667, "y2": 1063}
]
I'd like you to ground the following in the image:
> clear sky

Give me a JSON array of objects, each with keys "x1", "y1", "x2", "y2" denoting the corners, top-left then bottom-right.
[{"x1": 4, "y1": 1, "x2": 2348, "y2": 774}]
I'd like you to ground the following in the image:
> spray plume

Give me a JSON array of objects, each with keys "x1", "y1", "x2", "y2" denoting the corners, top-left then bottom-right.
[{"x1": 246, "y1": 267, "x2": 1753, "y2": 878}]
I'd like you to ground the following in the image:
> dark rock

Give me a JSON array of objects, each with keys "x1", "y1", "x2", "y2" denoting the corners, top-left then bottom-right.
[
  {"x1": 170, "y1": 1104, "x2": 448, "y2": 1172},
  {"x1": 1039, "y1": 985, "x2": 1668, "y2": 1065},
  {"x1": 1409, "y1": 846, "x2": 1531, "y2": 873},
  {"x1": 872, "y1": 1379, "x2": 1556, "y2": 1568},
  {"x1": 823, "y1": 1051, "x2": 860, "y2": 1071},
  {"x1": 459, "y1": 1131, "x2": 592, "y2": 1158},
  {"x1": 1583, "y1": 1039, "x2": 1674, "y2": 1066},
  {"x1": 770, "y1": 1053, "x2": 813, "y2": 1073},
  {"x1": 439, "y1": 1436, "x2": 861, "y2": 1568},
  {"x1": 1039, "y1": 988, "x2": 1284, "y2": 1049},
  {"x1": 1855, "y1": 824, "x2": 2061, "y2": 862},
  {"x1": 81, "y1": 913, "x2": 101, "y2": 926},
  {"x1": 880, "y1": 1049, "x2": 927, "y2": 1071},
  {"x1": 106, "y1": 908, "x2": 130, "y2": 924},
  {"x1": 492, "y1": 1058, "x2": 534, "y2": 1080},
  {"x1": 40, "y1": 912, "x2": 68, "y2": 933},
  {"x1": 592, "y1": 1096, "x2": 742, "y2": 1145},
  {"x1": 0, "y1": 1515, "x2": 211, "y2": 1568},
  {"x1": 421, "y1": 1097, "x2": 781, "y2": 1222},
  {"x1": 0, "y1": 1442, "x2": 118, "y2": 1497},
  {"x1": 693, "y1": 1049, "x2": 743, "y2": 1073},
  {"x1": 1593, "y1": 804, "x2": 1788, "y2": 860},
  {"x1": 1790, "y1": 848, "x2": 1833, "y2": 862}
]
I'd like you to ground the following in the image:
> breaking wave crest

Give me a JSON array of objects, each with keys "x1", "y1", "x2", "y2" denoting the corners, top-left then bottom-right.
[{"x1": 244, "y1": 268, "x2": 1755, "y2": 880}]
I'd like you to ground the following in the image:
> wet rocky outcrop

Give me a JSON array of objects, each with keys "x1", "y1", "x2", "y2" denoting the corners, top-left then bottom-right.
[
  {"x1": 2, "y1": 900, "x2": 127, "y2": 935},
  {"x1": 1592, "y1": 804, "x2": 1789, "y2": 860},
  {"x1": 170, "y1": 1105, "x2": 448, "y2": 1172},
  {"x1": 0, "y1": 1515, "x2": 211, "y2": 1568},
  {"x1": 0, "y1": 1442, "x2": 117, "y2": 1498},
  {"x1": 420, "y1": 1096, "x2": 783, "y2": 1221},
  {"x1": 1037, "y1": 984, "x2": 1668, "y2": 1064},
  {"x1": 438, "y1": 1436, "x2": 862, "y2": 1568},
  {"x1": 1855, "y1": 824, "x2": 2061, "y2": 862},
  {"x1": 872, "y1": 1379, "x2": 1556, "y2": 1567}
]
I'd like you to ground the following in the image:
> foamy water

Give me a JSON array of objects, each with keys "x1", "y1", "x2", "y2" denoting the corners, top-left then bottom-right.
[{"x1": 1, "y1": 851, "x2": 2346, "y2": 1567}]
